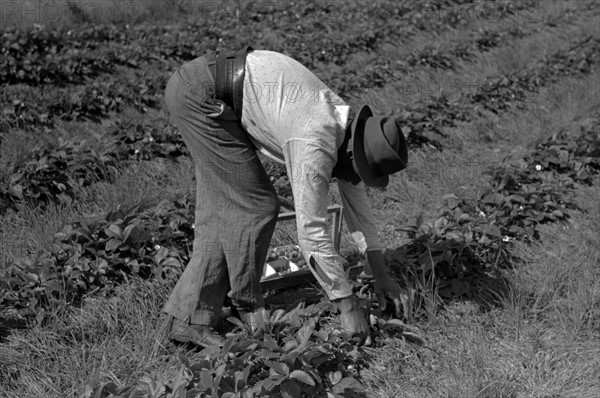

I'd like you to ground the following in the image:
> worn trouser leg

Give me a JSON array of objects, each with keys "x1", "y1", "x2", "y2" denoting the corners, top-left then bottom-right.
[{"x1": 163, "y1": 56, "x2": 279, "y2": 326}]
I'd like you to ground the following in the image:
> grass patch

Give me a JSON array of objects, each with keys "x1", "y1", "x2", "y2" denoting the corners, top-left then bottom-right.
[
  {"x1": 0, "y1": 279, "x2": 178, "y2": 397},
  {"x1": 362, "y1": 209, "x2": 600, "y2": 397}
]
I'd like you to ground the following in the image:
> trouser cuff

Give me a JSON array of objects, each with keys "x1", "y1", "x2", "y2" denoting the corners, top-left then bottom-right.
[{"x1": 164, "y1": 308, "x2": 215, "y2": 326}]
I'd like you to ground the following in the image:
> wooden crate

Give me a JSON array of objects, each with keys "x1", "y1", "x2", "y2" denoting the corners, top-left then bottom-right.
[{"x1": 260, "y1": 204, "x2": 343, "y2": 290}]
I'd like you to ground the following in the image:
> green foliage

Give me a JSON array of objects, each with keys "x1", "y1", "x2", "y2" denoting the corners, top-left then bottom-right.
[
  {"x1": 109, "y1": 122, "x2": 189, "y2": 161},
  {"x1": 0, "y1": 0, "x2": 545, "y2": 131},
  {"x1": 0, "y1": 138, "x2": 119, "y2": 211},
  {"x1": 524, "y1": 121, "x2": 600, "y2": 185},
  {"x1": 81, "y1": 302, "x2": 372, "y2": 397},
  {"x1": 390, "y1": 124, "x2": 599, "y2": 304},
  {"x1": 0, "y1": 198, "x2": 195, "y2": 318},
  {"x1": 0, "y1": 24, "x2": 115, "y2": 85},
  {"x1": 0, "y1": 120, "x2": 188, "y2": 212}
]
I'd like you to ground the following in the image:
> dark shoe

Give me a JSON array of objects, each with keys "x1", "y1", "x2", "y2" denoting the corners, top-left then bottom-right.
[{"x1": 168, "y1": 318, "x2": 225, "y2": 348}]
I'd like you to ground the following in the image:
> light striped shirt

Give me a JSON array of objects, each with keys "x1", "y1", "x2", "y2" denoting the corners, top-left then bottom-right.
[{"x1": 241, "y1": 51, "x2": 383, "y2": 298}]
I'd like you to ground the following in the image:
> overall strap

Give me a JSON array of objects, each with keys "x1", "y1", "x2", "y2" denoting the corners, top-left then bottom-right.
[{"x1": 206, "y1": 46, "x2": 253, "y2": 120}]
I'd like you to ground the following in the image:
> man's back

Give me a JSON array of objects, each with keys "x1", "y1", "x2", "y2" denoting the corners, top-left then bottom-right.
[{"x1": 241, "y1": 50, "x2": 350, "y2": 164}]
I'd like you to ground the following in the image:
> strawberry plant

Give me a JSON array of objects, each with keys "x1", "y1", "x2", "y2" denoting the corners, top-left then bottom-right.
[
  {"x1": 83, "y1": 302, "x2": 374, "y2": 397},
  {"x1": 524, "y1": 120, "x2": 600, "y2": 185},
  {"x1": 1, "y1": 25, "x2": 110, "y2": 85},
  {"x1": 0, "y1": 198, "x2": 195, "y2": 318},
  {"x1": 0, "y1": 138, "x2": 119, "y2": 212},
  {"x1": 170, "y1": 303, "x2": 367, "y2": 397},
  {"x1": 108, "y1": 121, "x2": 189, "y2": 161},
  {"x1": 388, "y1": 118, "x2": 599, "y2": 302}
]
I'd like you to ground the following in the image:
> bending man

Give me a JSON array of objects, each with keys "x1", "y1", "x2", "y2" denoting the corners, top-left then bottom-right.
[{"x1": 163, "y1": 48, "x2": 408, "y2": 347}]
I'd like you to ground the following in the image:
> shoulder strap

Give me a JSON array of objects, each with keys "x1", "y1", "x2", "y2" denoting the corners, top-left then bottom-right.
[{"x1": 213, "y1": 45, "x2": 253, "y2": 120}]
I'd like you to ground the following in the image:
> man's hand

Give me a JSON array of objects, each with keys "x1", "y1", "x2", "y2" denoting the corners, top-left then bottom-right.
[
  {"x1": 336, "y1": 295, "x2": 372, "y2": 346},
  {"x1": 374, "y1": 277, "x2": 405, "y2": 318},
  {"x1": 366, "y1": 250, "x2": 411, "y2": 319}
]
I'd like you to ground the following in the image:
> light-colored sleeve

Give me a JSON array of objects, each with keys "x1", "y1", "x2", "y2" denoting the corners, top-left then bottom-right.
[
  {"x1": 282, "y1": 138, "x2": 353, "y2": 300},
  {"x1": 336, "y1": 178, "x2": 384, "y2": 252}
]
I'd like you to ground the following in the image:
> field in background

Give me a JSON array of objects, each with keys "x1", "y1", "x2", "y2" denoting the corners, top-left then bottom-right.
[
  {"x1": 1, "y1": 0, "x2": 228, "y2": 28},
  {"x1": 1, "y1": 0, "x2": 599, "y2": 397}
]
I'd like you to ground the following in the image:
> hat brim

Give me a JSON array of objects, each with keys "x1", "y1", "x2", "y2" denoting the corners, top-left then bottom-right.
[{"x1": 351, "y1": 105, "x2": 389, "y2": 189}]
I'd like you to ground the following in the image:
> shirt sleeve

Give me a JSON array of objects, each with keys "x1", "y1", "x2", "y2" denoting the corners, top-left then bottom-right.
[
  {"x1": 282, "y1": 137, "x2": 353, "y2": 300},
  {"x1": 336, "y1": 178, "x2": 384, "y2": 252}
]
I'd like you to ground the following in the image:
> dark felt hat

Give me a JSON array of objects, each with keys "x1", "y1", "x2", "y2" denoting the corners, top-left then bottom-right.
[{"x1": 349, "y1": 105, "x2": 408, "y2": 188}]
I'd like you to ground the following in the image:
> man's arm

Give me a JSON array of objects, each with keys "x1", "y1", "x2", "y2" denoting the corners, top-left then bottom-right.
[
  {"x1": 337, "y1": 178, "x2": 406, "y2": 317},
  {"x1": 336, "y1": 178, "x2": 384, "y2": 253},
  {"x1": 283, "y1": 138, "x2": 354, "y2": 301}
]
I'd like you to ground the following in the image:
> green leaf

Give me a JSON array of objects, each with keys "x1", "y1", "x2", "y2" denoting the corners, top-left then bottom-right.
[
  {"x1": 481, "y1": 224, "x2": 502, "y2": 238},
  {"x1": 169, "y1": 365, "x2": 191, "y2": 396},
  {"x1": 198, "y1": 369, "x2": 214, "y2": 391},
  {"x1": 190, "y1": 359, "x2": 211, "y2": 371},
  {"x1": 328, "y1": 371, "x2": 343, "y2": 385},
  {"x1": 296, "y1": 319, "x2": 315, "y2": 345},
  {"x1": 105, "y1": 238, "x2": 121, "y2": 252},
  {"x1": 270, "y1": 308, "x2": 285, "y2": 324},
  {"x1": 221, "y1": 336, "x2": 236, "y2": 356},
  {"x1": 282, "y1": 340, "x2": 298, "y2": 352},
  {"x1": 281, "y1": 380, "x2": 302, "y2": 398},
  {"x1": 332, "y1": 377, "x2": 364, "y2": 394},
  {"x1": 123, "y1": 224, "x2": 142, "y2": 242},
  {"x1": 259, "y1": 348, "x2": 278, "y2": 359},
  {"x1": 384, "y1": 319, "x2": 408, "y2": 330},
  {"x1": 162, "y1": 257, "x2": 182, "y2": 267},
  {"x1": 266, "y1": 360, "x2": 290, "y2": 376},
  {"x1": 416, "y1": 213, "x2": 424, "y2": 228},
  {"x1": 227, "y1": 316, "x2": 249, "y2": 332},
  {"x1": 219, "y1": 377, "x2": 235, "y2": 394},
  {"x1": 104, "y1": 224, "x2": 122, "y2": 239},
  {"x1": 262, "y1": 377, "x2": 276, "y2": 392},
  {"x1": 289, "y1": 370, "x2": 315, "y2": 386},
  {"x1": 241, "y1": 364, "x2": 252, "y2": 388},
  {"x1": 53, "y1": 231, "x2": 68, "y2": 241}
]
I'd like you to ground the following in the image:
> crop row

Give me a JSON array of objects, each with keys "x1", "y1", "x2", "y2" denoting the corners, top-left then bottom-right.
[
  {"x1": 0, "y1": 120, "x2": 187, "y2": 213},
  {"x1": 0, "y1": 0, "x2": 542, "y2": 131},
  {"x1": 1, "y1": 73, "x2": 166, "y2": 130},
  {"x1": 3, "y1": 0, "x2": 584, "y2": 152},
  {"x1": 1, "y1": 0, "x2": 536, "y2": 81},
  {"x1": 398, "y1": 34, "x2": 600, "y2": 149},
  {"x1": 2, "y1": 32, "x2": 599, "y2": 218}
]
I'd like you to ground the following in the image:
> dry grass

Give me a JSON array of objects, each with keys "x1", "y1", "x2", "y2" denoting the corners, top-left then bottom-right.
[
  {"x1": 1, "y1": 280, "x2": 180, "y2": 397},
  {"x1": 361, "y1": 202, "x2": 600, "y2": 398},
  {"x1": 362, "y1": 182, "x2": 600, "y2": 398}
]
